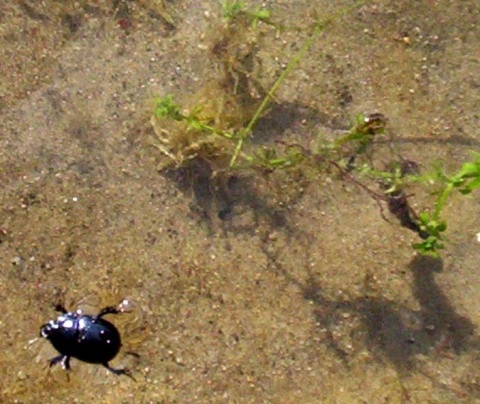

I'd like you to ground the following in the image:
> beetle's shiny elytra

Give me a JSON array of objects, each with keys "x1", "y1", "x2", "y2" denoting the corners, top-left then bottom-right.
[{"x1": 40, "y1": 304, "x2": 134, "y2": 379}]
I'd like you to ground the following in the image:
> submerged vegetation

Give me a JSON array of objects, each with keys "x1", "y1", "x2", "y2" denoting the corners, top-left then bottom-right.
[
  {"x1": 151, "y1": 1, "x2": 270, "y2": 171},
  {"x1": 413, "y1": 155, "x2": 480, "y2": 255},
  {"x1": 150, "y1": 1, "x2": 479, "y2": 258}
]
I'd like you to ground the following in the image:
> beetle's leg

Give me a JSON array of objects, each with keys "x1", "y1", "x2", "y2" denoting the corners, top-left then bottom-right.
[
  {"x1": 96, "y1": 306, "x2": 121, "y2": 318},
  {"x1": 47, "y1": 355, "x2": 71, "y2": 381},
  {"x1": 63, "y1": 355, "x2": 71, "y2": 370},
  {"x1": 102, "y1": 362, "x2": 136, "y2": 381},
  {"x1": 54, "y1": 304, "x2": 68, "y2": 314},
  {"x1": 48, "y1": 355, "x2": 64, "y2": 367},
  {"x1": 97, "y1": 299, "x2": 133, "y2": 318},
  {"x1": 48, "y1": 354, "x2": 71, "y2": 370}
]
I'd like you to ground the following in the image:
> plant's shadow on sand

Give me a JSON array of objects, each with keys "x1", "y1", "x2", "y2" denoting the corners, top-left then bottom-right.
[
  {"x1": 268, "y1": 249, "x2": 478, "y2": 397},
  {"x1": 306, "y1": 255, "x2": 475, "y2": 367}
]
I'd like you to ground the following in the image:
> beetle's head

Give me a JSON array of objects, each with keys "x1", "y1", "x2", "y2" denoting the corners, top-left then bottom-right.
[
  {"x1": 40, "y1": 321, "x2": 58, "y2": 338},
  {"x1": 40, "y1": 313, "x2": 78, "y2": 339}
]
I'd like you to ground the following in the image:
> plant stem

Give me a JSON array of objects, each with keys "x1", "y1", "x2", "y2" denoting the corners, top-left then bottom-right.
[
  {"x1": 229, "y1": 24, "x2": 324, "y2": 167},
  {"x1": 229, "y1": 0, "x2": 370, "y2": 167},
  {"x1": 433, "y1": 183, "x2": 454, "y2": 221}
]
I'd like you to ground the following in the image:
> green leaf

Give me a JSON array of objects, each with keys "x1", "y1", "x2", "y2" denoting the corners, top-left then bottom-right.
[
  {"x1": 449, "y1": 159, "x2": 480, "y2": 193},
  {"x1": 460, "y1": 177, "x2": 480, "y2": 194},
  {"x1": 253, "y1": 9, "x2": 271, "y2": 20},
  {"x1": 412, "y1": 235, "x2": 445, "y2": 257},
  {"x1": 154, "y1": 95, "x2": 182, "y2": 120},
  {"x1": 222, "y1": 1, "x2": 246, "y2": 18}
]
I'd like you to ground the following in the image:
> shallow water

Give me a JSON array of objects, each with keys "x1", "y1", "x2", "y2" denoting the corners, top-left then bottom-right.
[{"x1": 1, "y1": 1, "x2": 479, "y2": 402}]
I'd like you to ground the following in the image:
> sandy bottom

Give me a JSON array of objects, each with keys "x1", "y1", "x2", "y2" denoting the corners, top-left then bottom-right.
[{"x1": 1, "y1": 1, "x2": 479, "y2": 402}]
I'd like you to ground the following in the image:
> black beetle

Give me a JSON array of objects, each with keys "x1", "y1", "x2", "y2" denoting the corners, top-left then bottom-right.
[{"x1": 40, "y1": 303, "x2": 134, "y2": 379}]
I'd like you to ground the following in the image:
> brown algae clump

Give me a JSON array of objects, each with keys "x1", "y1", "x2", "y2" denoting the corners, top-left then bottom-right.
[{"x1": 151, "y1": 3, "x2": 273, "y2": 172}]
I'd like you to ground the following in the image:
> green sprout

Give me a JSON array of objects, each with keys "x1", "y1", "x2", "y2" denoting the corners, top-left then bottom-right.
[
  {"x1": 251, "y1": 145, "x2": 305, "y2": 170},
  {"x1": 221, "y1": 0, "x2": 273, "y2": 27},
  {"x1": 154, "y1": 94, "x2": 182, "y2": 121},
  {"x1": 154, "y1": 95, "x2": 234, "y2": 140},
  {"x1": 412, "y1": 212, "x2": 447, "y2": 256},
  {"x1": 221, "y1": 0, "x2": 246, "y2": 19}
]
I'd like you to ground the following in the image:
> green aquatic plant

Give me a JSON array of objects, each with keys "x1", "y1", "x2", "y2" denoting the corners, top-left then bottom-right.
[
  {"x1": 228, "y1": 19, "x2": 325, "y2": 167},
  {"x1": 353, "y1": 152, "x2": 480, "y2": 257},
  {"x1": 413, "y1": 153, "x2": 480, "y2": 256},
  {"x1": 221, "y1": 0, "x2": 272, "y2": 27},
  {"x1": 151, "y1": 1, "x2": 369, "y2": 171},
  {"x1": 412, "y1": 212, "x2": 447, "y2": 257},
  {"x1": 153, "y1": 88, "x2": 479, "y2": 258},
  {"x1": 319, "y1": 119, "x2": 480, "y2": 258},
  {"x1": 151, "y1": 95, "x2": 234, "y2": 169},
  {"x1": 250, "y1": 143, "x2": 306, "y2": 171},
  {"x1": 222, "y1": 2, "x2": 371, "y2": 167},
  {"x1": 151, "y1": 1, "x2": 276, "y2": 171},
  {"x1": 221, "y1": 0, "x2": 246, "y2": 19},
  {"x1": 150, "y1": 1, "x2": 480, "y2": 257},
  {"x1": 153, "y1": 95, "x2": 233, "y2": 140}
]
